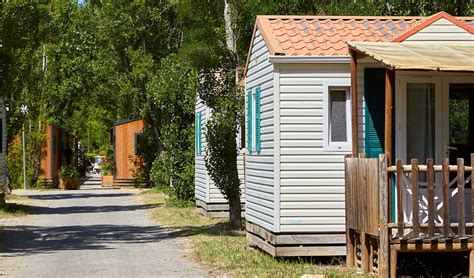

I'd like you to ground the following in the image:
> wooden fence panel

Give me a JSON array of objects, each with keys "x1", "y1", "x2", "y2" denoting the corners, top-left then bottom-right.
[{"x1": 345, "y1": 157, "x2": 379, "y2": 236}]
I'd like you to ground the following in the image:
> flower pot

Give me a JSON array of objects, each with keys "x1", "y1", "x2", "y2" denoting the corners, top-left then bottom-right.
[
  {"x1": 59, "y1": 177, "x2": 80, "y2": 190},
  {"x1": 101, "y1": 175, "x2": 114, "y2": 187}
]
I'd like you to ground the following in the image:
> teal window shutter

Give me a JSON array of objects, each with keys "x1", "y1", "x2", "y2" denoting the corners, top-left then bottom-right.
[
  {"x1": 247, "y1": 90, "x2": 253, "y2": 153},
  {"x1": 364, "y1": 68, "x2": 386, "y2": 158},
  {"x1": 255, "y1": 87, "x2": 261, "y2": 152},
  {"x1": 198, "y1": 112, "x2": 202, "y2": 155},
  {"x1": 195, "y1": 114, "x2": 198, "y2": 154}
]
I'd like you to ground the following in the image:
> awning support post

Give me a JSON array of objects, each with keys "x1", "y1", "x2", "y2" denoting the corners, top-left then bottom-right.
[
  {"x1": 384, "y1": 69, "x2": 394, "y2": 163},
  {"x1": 350, "y1": 49, "x2": 358, "y2": 156}
]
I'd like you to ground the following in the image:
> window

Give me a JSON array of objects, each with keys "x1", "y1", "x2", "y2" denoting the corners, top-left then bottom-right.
[
  {"x1": 323, "y1": 80, "x2": 352, "y2": 151},
  {"x1": 247, "y1": 87, "x2": 261, "y2": 154},
  {"x1": 195, "y1": 112, "x2": 202, "y2": 155},
  {"x1": 134, "y1": 133, "x2": 142, "y2": 155}
]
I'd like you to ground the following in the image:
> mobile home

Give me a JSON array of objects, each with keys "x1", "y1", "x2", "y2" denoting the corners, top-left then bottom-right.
[
  {"x1": 112, "y1": 119, "x2": 145, "y2": 187},
  {"x1": 345, "y1": 12, "x2": 474, "y2": 276},
  {"x1": 39, "y1": 124, "x2": 77, "y2": 188},
  {"x1": 244, "y1": 12, "x2": 474, "y2": 257},
  {"x1": 195, "y1": 97, "x2": 246, "y2": 218}
]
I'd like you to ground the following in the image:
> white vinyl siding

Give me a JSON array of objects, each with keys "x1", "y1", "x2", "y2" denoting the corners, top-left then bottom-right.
[
  {"x1": 405, "y1": 18, "x2": 474, "y2": 41},
  {"x1": 245, "y1": 28, "x2": 275, "y2": 231},
  {"x1": 278, "y1": 63, "x2": 350, "y2": 233},
  {"x1": 195, "y1": 97, "x2": 246, "y2": 205}
]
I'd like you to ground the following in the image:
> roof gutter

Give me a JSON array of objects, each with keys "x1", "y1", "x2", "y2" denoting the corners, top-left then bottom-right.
[{"x1": 268, "y1": 55, "x2": 350, "y2": 64}]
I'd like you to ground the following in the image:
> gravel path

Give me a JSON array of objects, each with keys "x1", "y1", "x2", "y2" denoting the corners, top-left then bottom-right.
[{"x1": 0, "y1": 177, "x2": 209, "y2": 278}]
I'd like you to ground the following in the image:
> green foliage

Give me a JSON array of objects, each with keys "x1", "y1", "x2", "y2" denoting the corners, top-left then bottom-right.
[
  {"x1": 147, "y1": 54, "x2": 197, "y2": 202},
  {"x1": 59, "y1": 165, "x2": 79, "y2": 179},
  {"x1": 101, "y1": 161, "x2": 113, "y2": 176}
]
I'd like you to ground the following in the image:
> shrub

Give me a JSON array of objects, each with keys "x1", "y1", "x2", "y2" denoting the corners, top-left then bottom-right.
[
  {"x1": 59, "y1": 165, "x2": 79, "y2": 179},
  {"x1": 101, "y1": 161, "x2": 113, "y2": 176}
]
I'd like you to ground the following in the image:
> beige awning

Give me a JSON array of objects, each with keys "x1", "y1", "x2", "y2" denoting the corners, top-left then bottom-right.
[{"x1": 348, "y1": 41, "x2": 474, "y2": 72}]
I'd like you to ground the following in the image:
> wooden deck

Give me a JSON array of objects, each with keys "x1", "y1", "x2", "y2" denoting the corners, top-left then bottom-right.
[{"x1": 345, "y1": 154, "x2": 474, "y2": 277}]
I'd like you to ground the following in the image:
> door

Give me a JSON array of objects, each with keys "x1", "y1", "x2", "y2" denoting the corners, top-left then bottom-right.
[
  {"x1": 444, "y1": 78, "x2": 474, "y2": 222},
  {"x1": 396, "y1": 76, "x2": 443, "y2": 165}
]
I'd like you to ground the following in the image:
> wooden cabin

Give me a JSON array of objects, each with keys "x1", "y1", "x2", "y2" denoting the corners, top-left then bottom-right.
[
  {"x1": 0, "y1": 98, "x2": 6, "y2": 183},
  {"x1": 345, "y1": 12, "x2": 474, "y2": 277},
  {"x1": 195, "y1": 97, "x2": 246, "y2": 218},
  {"x1": 112, "y1": 119, "x2": 145, "y2": 187},
  {"x1": 243, "y1": 13, "x2": 474, "y2": 258},
  {"x1": 39, "y1": 124, "x2": 77, "y2": 187}
]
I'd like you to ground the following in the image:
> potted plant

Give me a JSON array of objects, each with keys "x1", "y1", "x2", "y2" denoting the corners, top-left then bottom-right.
[
  {"x1": 59, "y1": 165, "x2": 80, "y2": 190},
  {"x1": 101, "y1": 161, "x2": 114, "y2": 187}
]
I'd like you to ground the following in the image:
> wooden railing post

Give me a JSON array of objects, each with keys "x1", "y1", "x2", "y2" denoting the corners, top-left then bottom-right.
[
  {"x1": 457, "y1": 158, "x2": 465, "y2": 237},
  {"x1": 471, "y1": 154, "x2": 474, "y2": 236},
  {"x1": 427, "y1": 159, "x2": 435, "y2": 237},
  {"x1": 396, "y1": 160, "x2": 404, "y2": 238},
  {"x1": 411, "y1": 159, "x2": 419, "y2": 237},
  {"x1": 378, "y1": 154, "x2": 389, "y2": 277},
  {"x1": 442, "y1": 159, "x2": 451, "y2": 237}
]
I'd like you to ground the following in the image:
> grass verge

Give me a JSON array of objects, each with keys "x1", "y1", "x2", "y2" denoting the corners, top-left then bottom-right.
[
  {"x1": 141, "y1": 188, "x2": 359, "y2": 277},
  {"x1": 0, "y1": 194, "x2": 29, "y2": 219}
]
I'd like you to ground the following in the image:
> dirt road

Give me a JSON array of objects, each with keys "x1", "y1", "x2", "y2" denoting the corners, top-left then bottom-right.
[{"x1": 0, "y1": 177, "x2": 209, "y2": 278}]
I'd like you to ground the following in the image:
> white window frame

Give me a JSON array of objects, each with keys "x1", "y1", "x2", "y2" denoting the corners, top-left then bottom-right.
[{"x1": 323, "y1": 79, "x2": 352, "y2": 152}]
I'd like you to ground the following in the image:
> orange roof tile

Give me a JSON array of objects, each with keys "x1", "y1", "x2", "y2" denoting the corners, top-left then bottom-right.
[{"x1": 252, "y1": 14, "x2": 474, "y2": 57}]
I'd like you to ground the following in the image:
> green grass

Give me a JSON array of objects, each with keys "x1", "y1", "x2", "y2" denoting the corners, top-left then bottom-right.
[
  {"x1": 0, "y1": 194, "x2": 30, "y2": 218},
  {"x1": 141, "y1": 189, "x2": 360, "y2": 277}
]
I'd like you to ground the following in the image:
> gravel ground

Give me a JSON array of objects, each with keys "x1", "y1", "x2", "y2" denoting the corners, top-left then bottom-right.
[{"x1": 0, "y1": 176, "x2": 209, "y2": 278}]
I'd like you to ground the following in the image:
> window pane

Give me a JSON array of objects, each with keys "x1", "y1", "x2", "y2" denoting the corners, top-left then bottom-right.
[
  {"x1": 330, "y1": 90, "x2": 347, "y2": 142},
  {"x1": 407, "y1": 83, "x2": 436, "y2": 162}
]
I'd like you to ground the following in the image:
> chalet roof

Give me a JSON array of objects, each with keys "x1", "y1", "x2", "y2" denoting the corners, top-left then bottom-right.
[
  {"x1": 251, "y1": 13, "x2": 474, "y2": 57},
  {"x1": 348, "y1": 41, "x2": 474, "y2": 72},
  {"x1": 244, "y1": 12, "x2": 474, "y2": 75}
]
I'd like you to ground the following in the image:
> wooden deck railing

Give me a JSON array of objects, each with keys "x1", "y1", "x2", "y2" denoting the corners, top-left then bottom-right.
[
  {"x1": 345, "y1": 153, "x2": 474, "y2": 276},
  {"x1": 386, "y1": 155, "x2": 474, "y2": 239}
]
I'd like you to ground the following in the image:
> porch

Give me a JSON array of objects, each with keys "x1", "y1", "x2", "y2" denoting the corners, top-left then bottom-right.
[
  {"x1": 345, "y1": 154, "x2": 473, "y2": 276},
  {"x1": 346, "y1": 41, "x2": 474, "y2": 276}
]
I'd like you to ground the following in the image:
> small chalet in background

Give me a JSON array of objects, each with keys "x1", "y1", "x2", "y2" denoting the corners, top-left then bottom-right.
[
  {"x1": 112, "y1": 119, "x2": 145, "y2": 187},
  {"x1": 243, "y1": 11, "x2": 474, "y2": 272},
  {"x1": 39, "y1": 124, "x2": 77, "y2": 187}
]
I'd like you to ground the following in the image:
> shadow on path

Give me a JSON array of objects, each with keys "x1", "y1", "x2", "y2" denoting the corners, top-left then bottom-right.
[
  {"x1": 28, "y1": 193, "x2": 134, "y2": 201},
  {"x1": 0, "y1": 224, "x2": 170, "y2": 256},
  {"x1": 22, "y1": 204, "x2": 160, "y2": 215}
]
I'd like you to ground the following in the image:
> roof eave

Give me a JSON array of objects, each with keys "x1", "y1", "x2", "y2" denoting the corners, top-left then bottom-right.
[{"x1": 269, "y1": 55, "x2": 350, "y2": 64}]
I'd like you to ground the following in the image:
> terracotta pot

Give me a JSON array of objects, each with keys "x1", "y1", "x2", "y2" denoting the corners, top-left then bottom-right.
[
  {"x1": 101, "y1": 175, "x2": 114, "y2": 186},
  {"x1": 59, "y1": 177, "x2": 80, "y2": 190}
]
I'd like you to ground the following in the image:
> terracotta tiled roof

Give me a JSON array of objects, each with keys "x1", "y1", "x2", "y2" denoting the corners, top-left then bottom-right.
[{"x1": 254, "y1": 14, "x2": 474, "y2": 57}]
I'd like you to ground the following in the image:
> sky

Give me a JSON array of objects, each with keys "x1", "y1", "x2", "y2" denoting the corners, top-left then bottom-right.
[{"x1": 78, "y1": 0, "x2": 84, "y2": 5}]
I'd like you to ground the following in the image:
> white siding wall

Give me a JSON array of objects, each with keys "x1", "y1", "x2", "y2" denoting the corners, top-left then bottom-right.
[
  {"x1": 245, "y1": 29, "x2": 275, "y2": 231},
  {"x1": 278, "y1": 63, "x2": 350, "y2": 233},
  {"x1": 405, "y1": 18, "x2": 474, "y2": 41},
  {"x1": 195, "y1": 97, "x2": 246, "y2": 204}
]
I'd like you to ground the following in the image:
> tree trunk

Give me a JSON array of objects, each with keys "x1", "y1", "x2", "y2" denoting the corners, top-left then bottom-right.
[{"x1": 228, "y1": 192, "x2": 242, "y2": 229}]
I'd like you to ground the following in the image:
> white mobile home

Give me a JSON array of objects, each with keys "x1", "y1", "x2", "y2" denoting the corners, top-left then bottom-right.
[
  {"x1": 195, "y1": 96, "x2": 245, "y2": 218},
  {"x1": 244, "y1": 12, "x2": 474, "y2": 257}
]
